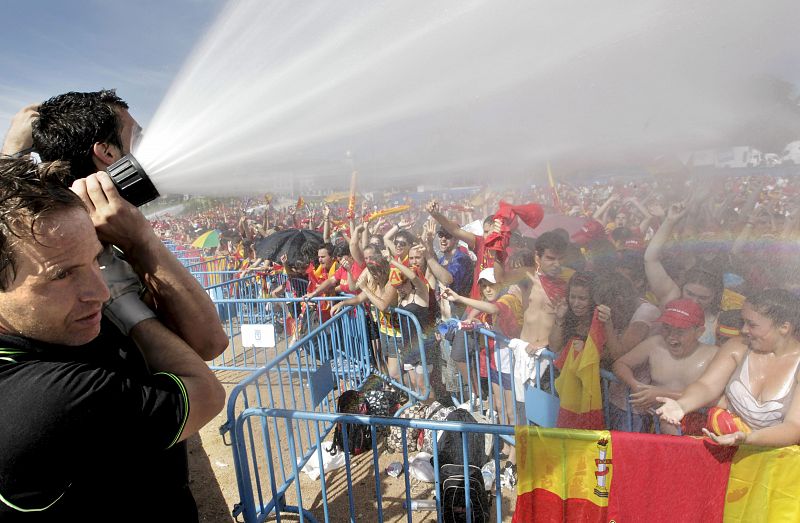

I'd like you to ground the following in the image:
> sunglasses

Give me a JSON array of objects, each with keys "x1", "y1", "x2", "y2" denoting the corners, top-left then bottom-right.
[
  {"x1": 437, "y1": 232, "x2": 453, "y2": 239},
  {"x1": 394, "y1": 240, "x2": 408, "y2": 246}
]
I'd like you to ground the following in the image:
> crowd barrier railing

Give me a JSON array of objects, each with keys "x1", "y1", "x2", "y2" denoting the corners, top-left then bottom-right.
[
  {"x1": 221, "y1": 309, "x2": 375, "y2": 521},
  {"x1": 361, "y1": 303, "x2": 431, "y2": 406},
  {"x1": 208, "y1": 284, "x2": 350, "y2": 372},
  {"x1": 232, "y1": 409, "x2": 515, "y2": 523},
  {"x1": 445, "y1": 325, "x2": 640, "y2": 433}
]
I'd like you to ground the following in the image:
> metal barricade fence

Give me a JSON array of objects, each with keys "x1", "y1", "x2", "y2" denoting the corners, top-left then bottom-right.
[
  {"x1": 444, "y1": 325, "x2": 639, "y2": 432},
  {"x1": 208, "y1": 281, "x2": 349, "y2": 372},
  {"x1": 233, "y1": 409, "x2": 515, "y2": 523},
  {"x1": 219, "y1": 302, "x2": 660, "y2": 522},
  {"x1": 221, "y1": 308, "x2": 374, "y2": 521},
  {"x1": 361, "y1": 303, "x2": 431, "y2": 405}
]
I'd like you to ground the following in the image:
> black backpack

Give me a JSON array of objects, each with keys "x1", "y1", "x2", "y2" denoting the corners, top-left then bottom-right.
[
  {"x1": 330, "y1": 390, "x2": 371, "y2": 456},
  {"x1": 440, "y1": 463, "x2": 490, "y2": 523},
  {"x1": 437, "y1": 409, "x2": 487, "y2": 468}
]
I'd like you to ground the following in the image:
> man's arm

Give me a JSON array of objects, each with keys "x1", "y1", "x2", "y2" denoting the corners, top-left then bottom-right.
[
  {"x1": 644, "y1": 203, "x2": 685, "y2": 307},
  {"x1": 72, "y1": 172, "x2": 228, "y2": 361},
  {"x1": 426, "y1": 200, "x2": 476, "y2": 250},
  {"x1": 1, "y1": 103, "x2": 38, "y2": 157},
  {"x1": 612, "y1": 336, "x2": 655, "y2": 390},
  {"x1": 130, "y1": 318, "x2": 225, "y2": 443},
  {"x1": 304, "y1": 275, "x2": 337, "y2": 299}
]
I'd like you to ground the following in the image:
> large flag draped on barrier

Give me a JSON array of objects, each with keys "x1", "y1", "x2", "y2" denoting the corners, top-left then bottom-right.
[
  {"x1": 514, "y1": 427, "x2": 800, "y2": 522},
  {"x1": 513, "y1": 427, "x2": 612, "y2": 522},
  {"x1": 553, "y1": 310, "x2": 606, "y2": 429}
]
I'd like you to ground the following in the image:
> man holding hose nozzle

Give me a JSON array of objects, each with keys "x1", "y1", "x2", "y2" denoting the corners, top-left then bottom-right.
[{"x1": 1, "y1": 92, "x2": 228, "y2": 521}]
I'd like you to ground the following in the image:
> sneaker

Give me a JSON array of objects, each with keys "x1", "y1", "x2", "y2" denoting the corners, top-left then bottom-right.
[{"x1": 500, "y1": 462, "x2": 517, "y2": 490}]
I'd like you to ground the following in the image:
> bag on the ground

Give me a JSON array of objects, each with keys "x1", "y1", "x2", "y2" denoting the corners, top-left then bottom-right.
[
  {"x1": 436, "y1": 409, "x2": 487, "y2": 468},
  {"x1": 421, "y1": 401, "x2": 457, "y2": 454},
  {"x1": 387, "y1": 402, "x2": 427, "y2": 453},
  {"x1": 440, "y1": 463, "x2": 490, "y2": 523},
  {"x1": 330, "y1": 390, "x2": 371, "y2": 456}
]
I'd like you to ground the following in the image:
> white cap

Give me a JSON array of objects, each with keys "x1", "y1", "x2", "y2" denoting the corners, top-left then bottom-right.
[{"x1": 478, "y1": 267, "x2": 496, "y2": 284}]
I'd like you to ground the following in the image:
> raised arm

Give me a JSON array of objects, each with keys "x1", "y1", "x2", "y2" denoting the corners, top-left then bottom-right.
[
  {"x1": 420, "y1": 221, "x2": 453, "y2": 286},
  {"x1": 592, "y1": 193, "x2": 619, "y2": 223},
  {"x1": 383, "y1": 224, "x2": 399, "y2": 257},
  {"x1": 350, "y1": 223, "x2": 367, "y2": 266},
  {"x1": 644, "y1": 203, "x2": 685, "y2": 306},
  {"x1": 427, "y1": 200, "x2": 476, "y2": 250},
  {"x1": 1, "y1": 103, "x2": 38, "y2": 157}
]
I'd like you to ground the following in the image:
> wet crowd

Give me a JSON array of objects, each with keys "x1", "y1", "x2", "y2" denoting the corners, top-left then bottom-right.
[{"x1": 158, "y1": 170, "x2": 800, "y2": 447}]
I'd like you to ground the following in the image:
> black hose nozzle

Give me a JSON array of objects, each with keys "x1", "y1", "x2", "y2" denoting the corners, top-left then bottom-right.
[{"x1": 106, "y1": 154, "x2": 160, "y2": 207}]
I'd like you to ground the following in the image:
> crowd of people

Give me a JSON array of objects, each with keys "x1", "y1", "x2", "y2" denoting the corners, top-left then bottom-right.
[
  {"x1": 2, "y1": 88, "x2": 800, "y2": 519},
  {"x1": 152, "y1": 158, "x2": 800, "y2": 449}
]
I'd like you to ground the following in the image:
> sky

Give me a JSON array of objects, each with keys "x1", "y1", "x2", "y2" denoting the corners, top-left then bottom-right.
[
  {"x1": 0, "y1": 0, "x2": 224, "y2": 124},
  {"x1": 2, "y1": 1, "x2": 800, "y2": 194}
]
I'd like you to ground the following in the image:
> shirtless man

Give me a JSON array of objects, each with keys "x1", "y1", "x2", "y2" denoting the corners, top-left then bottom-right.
[
  {"x1": 613, "y1": 298, "x2": 717, "y2": 434},
  {"x1": 495, "y1": 231, "x2": 569, "y2": 406}
]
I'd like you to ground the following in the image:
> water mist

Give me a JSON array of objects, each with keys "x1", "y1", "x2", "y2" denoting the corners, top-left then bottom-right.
[{"x1": 134, "y1": 0, "x2": 800, "y2": 195}]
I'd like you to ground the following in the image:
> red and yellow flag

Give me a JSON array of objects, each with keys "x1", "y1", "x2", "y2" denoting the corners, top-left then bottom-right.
[
  {"x1": 724, "y1": 444, "x2": 800, "y2": 522},
  {"x1": 513, "y1": 427, "x2": 612, "y2": 523},
  {"x1": 554, "y1": 310, "x2": 605, "y2": 429},
  {"x1": 547, "y1": 161, "x2": 562, "y2": 211},
  {"x1": 515, "y1": 428, "x2": 800, "y2": 522},
  {"x1": 295, "y1": 196, "x2": 305, "y2": 210}
]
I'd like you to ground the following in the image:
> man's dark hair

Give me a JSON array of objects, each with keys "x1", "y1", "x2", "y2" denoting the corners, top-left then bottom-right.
[
  {"x1": 0, "y1": 159, "x2": 86, "y2": 290},
  {"x1": 32, "y1": 90, "x2": 129, "y2": 181},
  {"x1": 319, "y1": 242, "x2": 335, "y2": 256},
  {"x1": 332, "y1": 242, "x2": 350, "y2": 259},
  {"x1": 534, "y1": 231, "x2": 568, "y2": 257},
  {"x1": 394, "y1": 230, "x2": 415, "y2": 245}
]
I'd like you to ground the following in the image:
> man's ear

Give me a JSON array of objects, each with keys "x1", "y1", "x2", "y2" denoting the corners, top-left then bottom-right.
[{"x1": 91, "y1": 142, "x2": 118, "y2": 169}]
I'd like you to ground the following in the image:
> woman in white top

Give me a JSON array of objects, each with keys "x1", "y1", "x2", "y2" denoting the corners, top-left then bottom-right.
[{"x1": 656, "y1": 289, "x2": 800, "y2": 447}]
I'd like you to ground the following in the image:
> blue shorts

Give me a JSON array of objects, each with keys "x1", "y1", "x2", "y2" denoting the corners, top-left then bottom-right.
[{"x1": 488, "y1": 368, "x2": 513, "y2": 390}]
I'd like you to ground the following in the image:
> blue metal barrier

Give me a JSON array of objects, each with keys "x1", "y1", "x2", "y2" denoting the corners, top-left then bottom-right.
[
  {"x1": 233, "y1": 409, "x2": 515, "y2": 523},
  {"x1": 444, "y1": 326, "x2": 638, "y2": 432},
  {"x1": 361, "y1": 303, "x2": 431, "y2": 405},
  {"x1": 222, "y1": 309, "x2": 375, "y2": 521},
  {"x1": 209, "y1": 291, "x2": 349, "y2": 372}
]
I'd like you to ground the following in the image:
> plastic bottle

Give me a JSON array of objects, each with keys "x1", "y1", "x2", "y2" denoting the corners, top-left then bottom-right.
[
  {"x1": 481, "y1": 461, "x2": 496, "y2": 490},
  {"x1": 404, "y1": 499, "x2": 438, "y2": 510}
]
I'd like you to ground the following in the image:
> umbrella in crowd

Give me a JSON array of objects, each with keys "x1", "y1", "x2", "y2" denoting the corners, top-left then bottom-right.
[
  {"x1": 254, "y1": 228, "x2": 324, "y2": 263},
  {"x1": 191, "y1": 229, "x2": 220, "y2": 248}
]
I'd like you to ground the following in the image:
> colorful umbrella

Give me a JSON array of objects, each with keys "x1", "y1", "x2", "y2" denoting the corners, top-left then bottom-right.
[{"x1": 191, "y1": 229, "x2": 220, "y2": 248}]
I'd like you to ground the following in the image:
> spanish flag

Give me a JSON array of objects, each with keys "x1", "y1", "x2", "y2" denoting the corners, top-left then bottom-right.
[
  {"x1": 554, "y1": 309, "x2": 605, "y2": 429},
  {"x1": 724, "y1": 444, "x2": 800, "y2": 522},
  {"x1": 295, "y1": 196, "x2": 305, "y2": 210},
  {"x1": 514, "y1": 428, "x2": 800, "y2": 522},
  {"x1": 513, "y1": 427, "x2": 612, "y2": 522}
]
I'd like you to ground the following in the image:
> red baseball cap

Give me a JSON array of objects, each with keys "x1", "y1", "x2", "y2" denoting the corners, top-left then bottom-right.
[
  {"x1": 571, "y1": 219, "x2": 606, "y2": 245},
  {"x1": 656, "y1": 298, "x2": 705, "y2": 329},
  {"x1": 622, "y1": 238, "x2": 644, "y2": 251}
]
